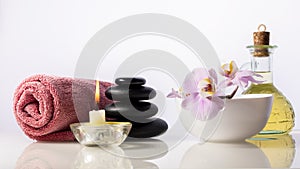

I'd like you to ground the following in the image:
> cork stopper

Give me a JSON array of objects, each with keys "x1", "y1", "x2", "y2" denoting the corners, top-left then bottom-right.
[{"x1": 253, "y1": 24, "x2": 270, "y2": 57}]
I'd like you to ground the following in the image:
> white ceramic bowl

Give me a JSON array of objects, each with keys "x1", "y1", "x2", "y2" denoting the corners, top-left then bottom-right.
[
  {"x1": 208, "y1": 94, "x2": 273, "y2": 142},
  {"x1": 180, "y1": 94, "x2": 273, "y2": 142}
]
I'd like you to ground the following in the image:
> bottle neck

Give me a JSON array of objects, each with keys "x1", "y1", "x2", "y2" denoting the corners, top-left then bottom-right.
[{"x1": 251, "y1": 55, "x2": 273, "y2": 84}]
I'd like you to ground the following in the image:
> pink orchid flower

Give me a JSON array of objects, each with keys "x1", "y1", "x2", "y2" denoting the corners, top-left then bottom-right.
[
  {"x1": 179, "y1": 68, "x2": 224, "y2": 121},
  {"x1": 220, "y1": 61, "x2": 262, "y2": 88},
  {"x1": 167, "y1": 61, "x2": 262, "y2": 121}
]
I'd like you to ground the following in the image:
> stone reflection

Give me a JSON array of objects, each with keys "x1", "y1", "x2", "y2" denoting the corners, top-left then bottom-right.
[{"x1": 247, "y1": 134, "x2": 295, "y2": 168}]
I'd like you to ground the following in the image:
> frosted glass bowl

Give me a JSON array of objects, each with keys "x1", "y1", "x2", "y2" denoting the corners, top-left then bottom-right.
[
  {"x1": 70, "y1": 122, "x2": 132, "y2": 146},
  {"x1": 208, "y1": 94, "x2": 273, "y2": 142}
]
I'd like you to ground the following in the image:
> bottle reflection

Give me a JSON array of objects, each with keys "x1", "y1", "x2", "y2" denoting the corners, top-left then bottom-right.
[
  {"x1": 247, "y1": 134, "x2": 295, "y2": 168},
  {"x1": 15, "y1": 139, "x2": 168, "y2": 169}
]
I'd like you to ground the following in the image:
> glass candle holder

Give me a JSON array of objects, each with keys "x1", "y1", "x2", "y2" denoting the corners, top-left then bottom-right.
[{"x1": 70, "y1": 122, "x2": 132, "y2": 146}]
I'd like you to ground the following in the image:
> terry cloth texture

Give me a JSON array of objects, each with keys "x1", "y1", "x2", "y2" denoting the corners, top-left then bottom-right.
[{"x1": 13, "y1": 74, "x2": 113, "y2": 141}]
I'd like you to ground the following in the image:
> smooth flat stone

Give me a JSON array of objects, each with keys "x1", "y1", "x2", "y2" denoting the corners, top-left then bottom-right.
[
  {"x1": 106, "y1": 114, "x2": 157, "y2": 123},
  {"x1": 105, "y1": 102, "x2": 158, "y2": 119},
  {"x1": 129, "y1": 118, "x2": 168, "y2": 138},
  {"x1": 105, "y1": 86, "x2": 156, "y2": 100},
  {"x1": 115, "y1": 77, "x2": 146, "y2": 86},
  {"x1": 111, "y1": 101, "x2": 154, "y2": 111}
]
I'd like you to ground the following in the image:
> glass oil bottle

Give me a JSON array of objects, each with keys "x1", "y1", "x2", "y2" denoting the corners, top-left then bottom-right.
[{"x1": 243, "y1": 24, "x2": 295, "y2": 134}]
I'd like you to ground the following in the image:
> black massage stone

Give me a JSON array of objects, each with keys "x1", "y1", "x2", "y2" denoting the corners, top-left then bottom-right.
[
  {"x1": 128, "y1": 118, "x2": 168, "y2": 138},
  {"x1": 115, "y1": 77, "x2": 146, "y2": 86},
  {"x1": 105, "y1": 102, "x2": 158, "y2": 119},
  {"x1": 105, "y1": 77, "x2": 168, "y2": 138},
  {"x1": 105, "y1": 86, "x2": 156, "y2": 101},
  {"x1": 107, "y1": 116, "x2": 157, "y2": 124}
]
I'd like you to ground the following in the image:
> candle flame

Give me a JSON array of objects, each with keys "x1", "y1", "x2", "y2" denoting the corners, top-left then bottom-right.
[{"x1": 95, "y1": 80, "x2": 100, "y2": 104}]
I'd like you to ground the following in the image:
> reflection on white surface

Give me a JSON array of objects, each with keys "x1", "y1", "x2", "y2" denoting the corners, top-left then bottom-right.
[
  {"x1": 247, "y1": 134, "x2": 295, "y2": 168},
  {"x1": 73, "y1": 146, "x2": 132, "y2": 169},
  {"x1": 120, "y1": 138, "x2": 169, "y2": 159},
  {"x1": 15, "y1": 142, "x2": 81, "y2": 169},
  {"x1": 180, "y1": 141, "x2": 270, "y2": 168},
  {"x1": 15, "y1": 139, "x2": 168, "y2": 169},
  {"x1": 9, "y1": 132, "x2": 300, "y2": 168}
]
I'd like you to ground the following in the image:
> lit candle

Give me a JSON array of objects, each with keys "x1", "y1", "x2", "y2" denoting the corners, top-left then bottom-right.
[
  {"x1": 89, "y1": 80, "x2": 106, "y2": 125},
  {"x1": 89, "y1": 109, "x2": 106, "y2": 125},
  {"x1": 95, "y1": 80, "x2": 100, "y2": 104}
]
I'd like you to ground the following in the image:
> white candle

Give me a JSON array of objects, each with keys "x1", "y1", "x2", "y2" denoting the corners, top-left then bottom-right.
[{"x1": 89, "y1": 109, "x2": 106, "y2": 125}]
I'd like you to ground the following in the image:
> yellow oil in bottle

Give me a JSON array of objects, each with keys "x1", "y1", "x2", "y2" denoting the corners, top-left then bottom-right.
[
  {"x1": 244, "y1": 25, "x2": 295, "y2": 134},
  {"x1": 247, "y1": 134, "x2": 295, "y2": 168},
  {"x1": 243, "y1": 73, "x2": 295, "y2": 134}
]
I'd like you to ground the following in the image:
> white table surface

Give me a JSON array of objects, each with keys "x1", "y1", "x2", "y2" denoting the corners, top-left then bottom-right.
[{"x1": 1, "y1": 130, "x2": 300, "y2": 168}]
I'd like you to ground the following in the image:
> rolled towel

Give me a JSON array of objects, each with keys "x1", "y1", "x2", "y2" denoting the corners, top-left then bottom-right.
[{"x1": 13, "y1": 74, "x2": 113, "y2": 141}]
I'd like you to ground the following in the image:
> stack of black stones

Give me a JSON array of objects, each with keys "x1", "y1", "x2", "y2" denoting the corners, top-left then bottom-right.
[{"x1": 105, "y1": 77, "x2": 168, "y2": 138}]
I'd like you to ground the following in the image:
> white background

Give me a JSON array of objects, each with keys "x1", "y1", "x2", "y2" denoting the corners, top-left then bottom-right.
[{"x1": 1, "y1": 0, "x2": 299, "y2": 134}]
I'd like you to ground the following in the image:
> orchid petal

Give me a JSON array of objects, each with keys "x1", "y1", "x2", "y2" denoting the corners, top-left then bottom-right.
[
  {"x1": 192, "y1": 96, "x2": 224, "y2": 121},
  {"x1": 182, "y1": 68, "x2": 210, "y2": 94},
  {"x1": 221, "y1": 63, "x2": 230, "y2": 71},
  {"x1": 209, "y1": 68, "x2": 218, "y2": 84},
  {"x1": 192, "y1": 68, "x2": 210, "y2": 82},
  {"x1": 182, "y1": 72, "x2": 198, "y2": 94},
  {"x1": 181, "y1": 92, "x2": 224, "y2": 121},
  {"x1": 206, "y1": 96, "x2": 224, "y2": 120},
  {"x1": 166, "y1": 88, "x2": 182, "y2": 98},
  {"x1": 230, "y1": 61, "x2": 238, "y2": 76},
  {"x1": 235, "y1": 70, "x2": 255, "y2": 77},
  {"x1": 219, "y1": 67, "x2": 226, "y2": 76},
  {"x1": 181, "y1": 93, "x2": 199, "y2": 110},
  {"x1": 176, "y1": 67, "x2": 225, "y2": 121},
  {"x1": 193, "y1": 97, "x2": 209, "y2": 120},
  {"x1": 221, "y1": 63, "x2": 230, "y2": 77},
  {"x1": 240, "y1": 76, "x2": 264, "y2": 87},
  {"x1": 232, "y1": 70, "x2": 264, "y2": 88},
  {"x1": 214, "y1": 90, "x2": 225, "y2": 97},
  {"x1": 219, "y1": 79, "x2": 233, "y2": 88}
]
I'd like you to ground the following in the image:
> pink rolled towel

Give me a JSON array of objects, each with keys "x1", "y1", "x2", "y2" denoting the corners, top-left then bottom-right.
[{"x1": 13, "y1": 74, "x2": 113, "y2": 141}]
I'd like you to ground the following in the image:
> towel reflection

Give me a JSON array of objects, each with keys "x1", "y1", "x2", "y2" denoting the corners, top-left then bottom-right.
[{"x1": 15, "y1": 142, "x2": 81, "y2": 169}]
